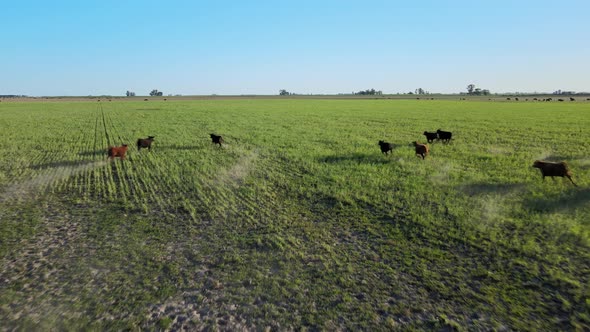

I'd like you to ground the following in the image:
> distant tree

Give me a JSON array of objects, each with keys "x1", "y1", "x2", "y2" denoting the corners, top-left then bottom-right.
[
  {"x1": 415, "y1": 88, "x2": 425, "y2": 94},
  {"x1": 126, "y1": 90, "x2": 136, "y2": 97},
  {"x1": 150, "y1": 89, "x2": 163, "y2": 96},
  {"x1": 279, "y1": 89, "x2": 289, "y2": 96},
  {"x1": 553, "y1": 90, "x2": 575, "y2": 95},
  {"x1": 467, "y1": 84, "x2": 475, "y2": 95},
  {"x1": 482, "y1": 89, "x2": 490, "y2": 96},
  {"x1": 354, "y1": 88, "x2": 378, "y2": 95}
]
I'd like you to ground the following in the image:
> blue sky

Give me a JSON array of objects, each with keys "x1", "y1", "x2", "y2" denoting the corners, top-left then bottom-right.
[{"x1": 1, "y1": 0, "x2": 589, "y2": 96}]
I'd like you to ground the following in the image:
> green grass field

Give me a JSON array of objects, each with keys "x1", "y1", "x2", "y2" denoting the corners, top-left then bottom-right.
[{"x1": 1, "y1": 99, "x2": 589, "y2": 330}]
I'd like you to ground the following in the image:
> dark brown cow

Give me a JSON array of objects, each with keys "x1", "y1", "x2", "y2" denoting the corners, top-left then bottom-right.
[
  {"x1": 436, "y1": 129, "x2": 452, "y2": 143},
  {"x1": 210, "y1": 134, "x2": 224, "y2": 147},
  {"x1": 413, "y1": 141, "x2": 429, "y2": 160},
  {"x1": 532, "y1": 160, "x2": 577, "y2": 186},
  {"x1": 137, "y1": 136, "x2": 155, "y2": 151}
]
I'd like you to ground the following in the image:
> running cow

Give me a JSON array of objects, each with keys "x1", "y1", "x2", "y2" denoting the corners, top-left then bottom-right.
[
  {"x1": 210, "y1": 134, "x2": 224, "y2": 147},
  {"x1": 107, "y1": 144, "x2": 129, "y2": 160},
  {"x1": 532, "y1": 160, "x2": 577, "y2": 186},
  {"x1": 137, "y1": 136, "x2": 155, "y2": 151}
]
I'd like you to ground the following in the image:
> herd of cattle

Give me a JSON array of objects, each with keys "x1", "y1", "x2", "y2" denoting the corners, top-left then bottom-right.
[
  {"x1": 107, "y1": 130, "x2": 578, "y2": 186},
  {"x1": 378, "y1": 128, "x2": 452, "y2": 160}
]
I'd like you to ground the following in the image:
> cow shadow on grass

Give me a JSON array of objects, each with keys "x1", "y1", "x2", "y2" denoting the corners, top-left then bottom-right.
[
  {"x1": 457, "y1": 181, "x2": 589, "y2": 215},
  {"x1": 78, "y1": 149, "x2": 107, "y2": 157},
  {"x1": 78, "y1": 145, "x2": 207, "y2": 155},
  {"x1": 458, "y1": 183, "x2": 527, "y2": 196},
  {"x1": 30, "y1": 159, "x2": 99, "y2": 170},
  {"x1": 156, "y1": 144, "x2": 205, "y2": 151},
  {"x1": 523, "y1": 187, "x2": 590, "y2": 214},
  {"x1": 319, "y1": 153, "x2": 394, "y2": 165},
  {"x1": 541, "y1": 155, "x2": 571, "y2": 162}
]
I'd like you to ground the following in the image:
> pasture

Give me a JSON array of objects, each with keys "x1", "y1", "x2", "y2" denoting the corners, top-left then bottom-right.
[{"x1": 0, "y1": 99, "x2": 589, "y2": 330}]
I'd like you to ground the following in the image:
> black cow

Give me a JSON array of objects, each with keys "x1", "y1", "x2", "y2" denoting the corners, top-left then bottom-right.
[
  {"x1": 423, "y1": 131, "x2": 438, "y2": 143},
  {"x1": 137, "y1": 136, "x2": 155, "y2": 151},
  {"x1": 436, "y1": 129, "x2": 452, "y2": 143},
  {"x1": 378, "y1": 140, "x2": 394, "y2": 155},
  {"x1": 210, "y1": 134, "x2": 224, "y2": 147}
]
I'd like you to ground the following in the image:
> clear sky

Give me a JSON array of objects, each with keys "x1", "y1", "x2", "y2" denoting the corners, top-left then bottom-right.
[{"x1": 2, "y1": 0, "x2": 589, "y2": 96}]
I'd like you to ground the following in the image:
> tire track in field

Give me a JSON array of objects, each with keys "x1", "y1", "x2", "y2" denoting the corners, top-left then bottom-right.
[
  {"x1": 93, "y1": 105, "x2": 100, "y2": 158},
  {"x1": 100, "y1": 103, "x2": 112, "y2": 147},
  {"x1": 104, "y1": 104, "x2": 126, "y2": 146},
  {"x1": 72, "y1": 108, "x2": 101, "y2": 197},
  {"x1": 63, "y1": 110, "x2": 93, "y2": 194},
  {"x1": 72, "y1": 103, "x2": 108, "y2": 200},
  {"x1": 99, "y1": 103, "x2": 126, "y2": 201}
]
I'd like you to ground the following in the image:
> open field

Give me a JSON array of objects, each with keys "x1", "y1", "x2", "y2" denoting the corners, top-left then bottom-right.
[{"x1": 0, "y1": 99, "x2": 589, "y2": 330}]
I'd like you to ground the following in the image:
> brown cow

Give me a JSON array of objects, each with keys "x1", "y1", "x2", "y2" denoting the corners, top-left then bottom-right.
[
  {"x1": 413, "y1": 141, "x2": 429, "y2": 160},
  {"x1": 532, "y1": 160, "x2": 577, "y2": 186},
  {"x1": 107, "y1": 144, "x2": 129, "y2": 160}
]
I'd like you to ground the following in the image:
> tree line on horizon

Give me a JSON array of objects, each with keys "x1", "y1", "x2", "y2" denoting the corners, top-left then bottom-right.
[
  {"x1": 279, "y1": 85, "x2": 489, "y2": 96},
  {"x1": 110, "y1": 86, "x2": 589, "y2": 98},
  {"x1": 126, "y1": 90, "x2": 163, "y2": 97}
]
